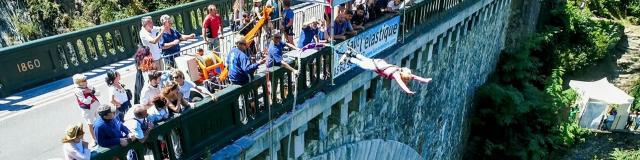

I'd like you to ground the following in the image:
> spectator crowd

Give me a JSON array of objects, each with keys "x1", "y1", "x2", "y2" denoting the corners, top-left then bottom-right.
[{"x1": 62, "y1": 0, "x2": 409, "y2": 158}]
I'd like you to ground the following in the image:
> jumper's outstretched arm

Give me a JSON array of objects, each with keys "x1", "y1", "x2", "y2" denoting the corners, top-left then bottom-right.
[
  {"x1": 393, "y1": 73, "x2": 415, "y2": 94},
  {"x1": 412, "y1": 75, "x2": 432, "y2": 83}
]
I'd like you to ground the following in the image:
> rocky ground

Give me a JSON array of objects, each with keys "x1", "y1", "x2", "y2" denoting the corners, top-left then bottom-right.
[
  {"x1": 563, "y1": 23, "x2": 640, "y2": 160},
  {"x1": 563, "y1": 130, "x2": 640, "y2": 160},
  {"x1": 612, "y1": 24, "x2": 640, "y2": 91}
]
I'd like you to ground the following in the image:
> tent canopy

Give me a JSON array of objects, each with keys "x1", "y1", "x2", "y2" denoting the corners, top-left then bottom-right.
[{"x1": 569, "y1": 78, "x2": 634, "y2": 105}]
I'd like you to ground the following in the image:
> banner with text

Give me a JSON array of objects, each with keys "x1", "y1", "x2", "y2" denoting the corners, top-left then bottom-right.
[{"x1": 333, "y1": 16, "x2": 400, "y2": 79}]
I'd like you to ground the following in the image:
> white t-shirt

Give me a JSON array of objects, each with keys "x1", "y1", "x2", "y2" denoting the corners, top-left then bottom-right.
[
  {"x1": 62, "y1": 142, "x2": 90, "y2": 160},
  {"x1": 109, "y1": 85, "x2": 129, "y2": 104},
  {"x1": 139, "y1": 26, "x2": 163, "y2": 60},
  {"x1": 179, "y1": 81, "x2": 196, "y2": 100},
  {"x1": 140, "y1": 83, "x2": 161, "y2": 106},
  {"x1": 387, "y1": 1, "x2": 404, "y2": 11}
]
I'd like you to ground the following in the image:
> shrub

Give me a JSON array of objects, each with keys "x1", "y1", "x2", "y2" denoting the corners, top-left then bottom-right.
[{"x1": 611, "y1": 148, "x2": 640, "y2": 160}]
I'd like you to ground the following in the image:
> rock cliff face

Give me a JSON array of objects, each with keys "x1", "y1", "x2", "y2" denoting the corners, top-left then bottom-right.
[
  {"x1": 504, "y1": 0, "x2": 540, "y2": 52},
  {"x1": 302, "y1": 0, "x2": 512, "y2": 159}
]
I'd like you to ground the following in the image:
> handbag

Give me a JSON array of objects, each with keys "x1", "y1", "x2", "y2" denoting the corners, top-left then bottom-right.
[{"x1": 122, "y1": 84, "x2": 133, "y2": 101}]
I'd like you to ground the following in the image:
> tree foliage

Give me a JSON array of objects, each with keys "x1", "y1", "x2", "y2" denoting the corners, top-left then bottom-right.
[
  {"x1": 465, "y1": 0, "x2": 622, "y2": 159},
  {"x1": 11, "y1": 0, "x2": 194, "y2": 43}
]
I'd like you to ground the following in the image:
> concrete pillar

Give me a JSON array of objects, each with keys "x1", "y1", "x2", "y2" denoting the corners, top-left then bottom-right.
[
  {"x1": 340, "y1": 96, "x2": 352, "y2": 126},
  {"x1": 457, "y1": 23, "x2": 463, "y2": 41},
  {"x1": 446, "y1": 29, "x2": 452, "y2": 48},
  {"x1": 294, "y1": 124, "x2": 308, "y2": 159},
  {"x1": 359, "y1": 83, "x2": 370, "y2": 111},
  {"x1": 437, "y1": 34, "x2": 444, "y2": 54},
  {"x1": 427, "y1": 41, "x2": 434, "y2": 62},
  {"x1": 268, "y1": 139, "x2": 281, "y2": 160},
  {"x1": 416, "y1": 45, "x2": 426, "y2": 67},
  {"x1": 319, "y1": 109, "x2": 330, "y2": 140}
]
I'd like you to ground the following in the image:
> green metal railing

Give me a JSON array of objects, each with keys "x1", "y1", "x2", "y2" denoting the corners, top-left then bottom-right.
[
  {"x1": 88, "y1": 0, "x2": 480, "y2": 158},
  {"x1": 0, "y1": 0, "x2": 236, "y2": 97}
]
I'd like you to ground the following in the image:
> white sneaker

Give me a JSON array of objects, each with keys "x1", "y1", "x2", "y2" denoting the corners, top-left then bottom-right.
[{"x1": 338, "y1": 52, "x2": 351, "y2": 64}]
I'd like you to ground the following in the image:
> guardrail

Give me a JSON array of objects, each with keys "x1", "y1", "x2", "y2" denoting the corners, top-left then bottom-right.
[
  {"x1": 0, "y1": 0, "x2": 237, "y2": 97},
  {"x1": 88, "y1": 0, "x2": 475, "y2": 158}
]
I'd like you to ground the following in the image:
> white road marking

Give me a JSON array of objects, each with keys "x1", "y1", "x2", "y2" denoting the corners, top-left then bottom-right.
[{"x1": 0, "y1": 65, "x2": 137, "y2": 122}]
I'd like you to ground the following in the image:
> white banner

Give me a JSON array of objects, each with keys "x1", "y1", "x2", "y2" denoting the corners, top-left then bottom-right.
[{"x1": 332, "y1": 16, "x2": 400, "y2": 79}]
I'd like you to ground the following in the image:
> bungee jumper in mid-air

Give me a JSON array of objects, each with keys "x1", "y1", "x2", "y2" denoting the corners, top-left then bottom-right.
[{"x1": 338, "y1": 50, "x2": 432, "y2": 95}]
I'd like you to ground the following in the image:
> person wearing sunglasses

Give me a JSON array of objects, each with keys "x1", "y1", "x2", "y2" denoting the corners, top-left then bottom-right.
[
  {"x1": 170, "y1": 69, "x2": 213, "y2": 102},
  {"x1": 226, "y1": 36, "x2": 266, "y2": 85}
]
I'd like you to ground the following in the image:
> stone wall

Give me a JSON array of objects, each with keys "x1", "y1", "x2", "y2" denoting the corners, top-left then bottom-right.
[
  {"x1": 212, "y1": 0, "x2": 512, "y2": 159},
  {"x1": 303, "y1": 0, "x2": 511, "y2": 159}
]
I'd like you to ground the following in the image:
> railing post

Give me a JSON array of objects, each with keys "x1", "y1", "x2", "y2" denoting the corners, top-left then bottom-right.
[
  {"x1": 319, "y1": 109, "x2": 330, "y2": 140},
  {"x1": 340, "y1": 96, "x2": 351, "y2": 126},
  {"x1": 294, "y1": 124, "x2": 308, "y2": 159}
]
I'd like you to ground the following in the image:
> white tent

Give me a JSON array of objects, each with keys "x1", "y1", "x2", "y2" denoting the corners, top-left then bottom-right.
[{"x1": 569, "y1": 78, "x2": 634, "y2": 130}]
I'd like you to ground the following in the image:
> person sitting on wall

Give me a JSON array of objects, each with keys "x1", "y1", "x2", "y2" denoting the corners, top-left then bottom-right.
[{"x1": 338, "y1": 50, "x2": 432, "y2": 95}]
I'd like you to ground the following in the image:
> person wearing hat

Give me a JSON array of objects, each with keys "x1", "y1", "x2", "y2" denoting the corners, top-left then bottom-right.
[
  {"x1": 62, "y1": 123, "x2": 91, "y2": 160},
  {"x1": 297, "y1": 20, "x2": 320, "y2": 49},
  {"x1": 72, "y1": 74, "x2": 99, "y2": 145},
  {"x1": 225, "y1": 36, "x2": 266, "y2": 85},
  {"x1": 251, "y1": 0, "x2": 263, "y2": 20},
  {"x1": 267, "y1": 32, "x2": 299, "y2": 75},
  {"x1": 94, "y1": 104, "x2": 134, "y2": 148}
]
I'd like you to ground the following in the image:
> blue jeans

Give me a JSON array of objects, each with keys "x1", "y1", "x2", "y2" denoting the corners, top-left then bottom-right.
[
  {"x1": 207, "y1": 38, "x2": 220, "y2": 52},
  {"x1": 117, "y1": 101, "x2": 131, "y2": 122},
  {"x1": 162, "y1": 52, "x2": 179, "y2": 69}
]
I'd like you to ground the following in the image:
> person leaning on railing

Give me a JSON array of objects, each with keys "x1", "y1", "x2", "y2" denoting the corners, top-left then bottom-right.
[
  {"x1": 386, "y1": 0, "x2": 405, "y2": 13},
  {"x1": 62, "y1": 123, "x2": 91, "y2": 160},
  {"x1": 226, "y1": 37, "x2": 266, "y2": 85},
  {"x1": 268, "y1": 33, "x2": 299, "y2": 75},
  {"x1": 203, "y1": 5, "x2": 224, "y2": 53},
  {"x1": 160, "y1": 14, "x2": 196, "y2": 68},
  {"x1": 170, "y1": 69, "x2": 213, "y2": 102},
  {"x1": 297, "y1": 20, "x2": 320, "y2": 49},
  {"x1": 94, "y1": 104, "x2": 135, "y2": 149},
  {"x1": 332, "y1": 14, "x2": 356, "y2": 40},
  {"x1": 139, "y1": 16, "x2": 165, "y2": 70},
  {"x1": 344, "y1": 11, "x2": 364, "y2": 31},
  {"x1": 162, "y1": 81, "x2": 191, "y2": 117},
  {"x1": 148, "y1": 96, "x2": 170, "y2": 124}
]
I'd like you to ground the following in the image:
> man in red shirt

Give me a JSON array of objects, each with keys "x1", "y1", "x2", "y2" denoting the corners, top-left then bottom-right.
[{"x1": 202, "y1": 5, "x2": 224, "y2": 53}]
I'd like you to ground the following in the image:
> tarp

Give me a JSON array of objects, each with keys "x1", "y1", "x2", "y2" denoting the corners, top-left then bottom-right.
[
  {"x1": 569, "y1": 78, "x2": 634, "y2": 105},
  {"x1": 570, "y1": 78, "x2": 634, "y2": 130}
]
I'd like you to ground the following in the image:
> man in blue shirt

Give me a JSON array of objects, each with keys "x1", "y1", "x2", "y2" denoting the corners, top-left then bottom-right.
[
  {"x1": 94, "y1": 104, "x2": 134, "y2": 148},
  {"x1": 297, "y1": 20, "x2": 319, "y2": 49},
  {"x1": 282, "y1": 0, "x2": 295, "y2": 44},
  {"x1": 333, "y1": 14, "x2": 356, "y2": 40},
  {"x1": 226, "y1": 37, "x2": 266, "y2": 85},
  {"x1": 268, "y1": 33, "x2": 299, "y2": 75},
  {"x1": 159, "y1": 14, "x2": 196, "y2": 68}
]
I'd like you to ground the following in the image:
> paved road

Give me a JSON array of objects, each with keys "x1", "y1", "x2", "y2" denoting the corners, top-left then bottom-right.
[{"x1": 0, "y1": 60, "x2": 138, "y2": 160}]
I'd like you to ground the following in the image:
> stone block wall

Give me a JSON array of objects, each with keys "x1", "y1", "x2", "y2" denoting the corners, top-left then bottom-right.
[
  {"x1": 212, "y1": 0, "x2": 513, "y2": 159},
  {"x1": 302, "y1": 0, "x2": 511, "y2": 159}
]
